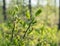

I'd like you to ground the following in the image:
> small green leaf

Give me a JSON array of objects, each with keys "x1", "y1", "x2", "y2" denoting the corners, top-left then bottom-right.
[
  {"x1": 35, "y1": 9, "x2": 42, "y2": 16},
  {"x1": 28, "y1": 29, "x2": 32, "y2": 34},
  {"x1": 14, "y1": 5, "x2": 19, "y2": 11},
  {"x1": 35, "y1": 29, "x2": 40, "y2": 34},
  {"x1": 32, "y1": 20, "x2": 37, "y2": 24},
  {"x1": 26, "y1": 10, "x2": 30, "y2": 19}
]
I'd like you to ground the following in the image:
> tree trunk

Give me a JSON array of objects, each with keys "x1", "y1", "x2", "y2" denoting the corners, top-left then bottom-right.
[
  {"x1": 3, "y1": 0, "x2": 7, "y2": 21},
  {"x1": 29, "y1": 0, "x2": 32, "y2": 18},
  {"x1": 58, "y1": 7, "x2": 60, "y2": 30},
  {"x1": 37, "y1": 0, "x2": 40, "y2": 7}
]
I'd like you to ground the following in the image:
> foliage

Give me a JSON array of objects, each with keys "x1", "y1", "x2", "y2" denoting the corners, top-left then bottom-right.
[{"x1": 0, "y1": 5, "x2": 58, "y2": 46}]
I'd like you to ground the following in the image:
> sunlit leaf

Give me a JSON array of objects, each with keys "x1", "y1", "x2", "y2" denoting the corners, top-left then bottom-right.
[{"x1": 26, "y1": 10, "x2": 30, "y2": 19}]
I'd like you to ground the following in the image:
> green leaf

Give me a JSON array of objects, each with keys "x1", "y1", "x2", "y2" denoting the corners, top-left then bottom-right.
[
  {"x1": 32, "y1": 20, "x2": 37, "y2": 24},
  {"x1": 19, "y1": 20, "x2": 24, "y2": 25},
  {"x1": 28, "y1": 29, "x2": 32, "y2": 34},
  {"x1": 35, "y1": 29, "x2": 40, "y2": 34},
  {"x1": 35, "y1": 9, "x2": 42, "y2": 16},
  {"x1": 26, "y1": 10, "x2": 30, "y2": 19},
  {"x1": 14, "y1": 5, "x2": 19, "y2": 11}
]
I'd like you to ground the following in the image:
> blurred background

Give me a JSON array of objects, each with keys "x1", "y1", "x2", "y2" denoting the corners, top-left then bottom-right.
[{"x1": 0, "y1": 0, "x2": 59, "y2": 26}]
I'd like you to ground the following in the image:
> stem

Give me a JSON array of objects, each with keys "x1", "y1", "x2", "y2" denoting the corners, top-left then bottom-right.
[
  {"x1": 23, "y1": 0, "x2": 32, "y2": 39},
  {"x1": 23, "y1": 21, "x2": 32, "y2": 39}
]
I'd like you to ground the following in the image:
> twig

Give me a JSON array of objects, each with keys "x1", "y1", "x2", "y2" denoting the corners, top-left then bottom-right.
[
  {"x1": 23, "y1": 21, "x2": 32, "y2": 39},
  {"x1": 23, "y1": 0, "x2": 32, "y2": 39}
]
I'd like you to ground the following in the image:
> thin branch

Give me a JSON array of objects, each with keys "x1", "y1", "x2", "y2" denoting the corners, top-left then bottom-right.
[
  {"x1": 23, "y1": 21, "x2": 32, "y2": 39},
  {"x1": 23, "y1": 0, "x2": 32, "y2": 39}
]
